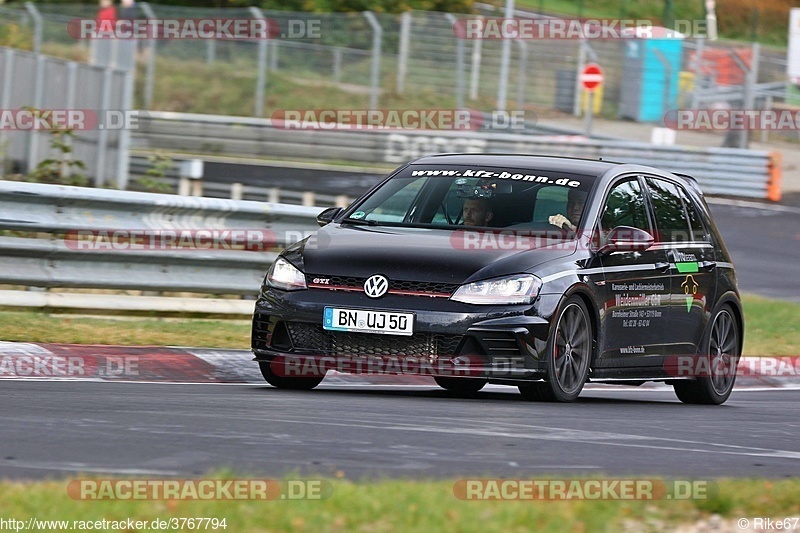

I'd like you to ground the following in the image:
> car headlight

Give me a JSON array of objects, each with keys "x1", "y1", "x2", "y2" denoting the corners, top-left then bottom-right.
[
  {"x1": 266, "y1": 257, "x2": 307, "y2": 291},
  {"x1": 450, "y1": 274, "x2": 541, "y2": 305}
]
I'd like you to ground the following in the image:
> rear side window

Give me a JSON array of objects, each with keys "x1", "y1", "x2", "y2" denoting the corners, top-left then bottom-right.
[
  {"x1": 645, "y1": 178, "x2": 691, "y2": 242},
  {"x1": 676, "y1": 186, "x2": 708, "y2": 242}
]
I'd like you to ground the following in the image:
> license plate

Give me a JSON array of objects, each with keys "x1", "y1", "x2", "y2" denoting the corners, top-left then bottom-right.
[{"x1": 324, "y1": 307, "x2": 414, "y2": 336}]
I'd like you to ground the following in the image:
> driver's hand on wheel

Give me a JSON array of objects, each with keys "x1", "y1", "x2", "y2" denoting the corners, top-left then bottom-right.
[{"x1": 549, "y1": 213, "x2": 576, "y2": 231}]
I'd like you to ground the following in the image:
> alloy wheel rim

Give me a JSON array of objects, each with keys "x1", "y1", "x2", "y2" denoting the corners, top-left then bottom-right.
[
  {"x1": 709, "y1": 310, "x2": 738, "y2": 394},
  {"x1": 554, "y1": 303, "x2": 590, "y2": 394}
]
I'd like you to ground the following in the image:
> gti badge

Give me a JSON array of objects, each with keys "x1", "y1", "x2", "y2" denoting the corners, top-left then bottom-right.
[{"x1": 364, "y1": 274, "x2": 389, "y2": 298}]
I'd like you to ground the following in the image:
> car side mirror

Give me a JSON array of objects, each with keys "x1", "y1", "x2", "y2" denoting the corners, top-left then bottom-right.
[
  {"x1": 597, "y1": 226, "x2": 654, "y2": 255},
  {"x1": 316, "y1": 207, "x2": 343, "y2": 227}
]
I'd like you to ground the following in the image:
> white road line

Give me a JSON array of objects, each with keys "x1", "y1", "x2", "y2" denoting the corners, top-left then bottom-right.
[
  {"x1": 237, "y1": 414, "x2": 800, "y2": 461},
  {"x1": 2, "y1": 462, "x2": 181, "y2": 475}
]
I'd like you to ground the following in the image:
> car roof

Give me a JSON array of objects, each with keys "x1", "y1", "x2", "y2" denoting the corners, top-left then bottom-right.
[{"x1": 408, "y1": 154, "x2": 621, "y2": 176}]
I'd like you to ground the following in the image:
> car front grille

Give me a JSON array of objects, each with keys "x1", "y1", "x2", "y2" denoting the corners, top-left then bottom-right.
[
  {"x1": 479, "y1": 332, "x2": 524, "y2": 358},
  {"x1": 285, "y1": 322, "x2": 463, "y2": 360},
  {"x1": 251, "y1": 314, "x2": 272, "y2": 351},
  {"x1": 306, "y1": 274, "x2": 458, "y2": 298}
]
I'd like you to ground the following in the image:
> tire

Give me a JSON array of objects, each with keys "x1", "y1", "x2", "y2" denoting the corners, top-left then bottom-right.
[
  {"x1": 259, "y1": 361, "x2": 324, "y2": 390},
  {"x1": 673, "y1": 305, "x2": 740, "y2": 405},
  {"x1": 434, "y1": 376, "x2": 487, "y2": 395},
  {"x1": 519, "y1": 295, "x2": 592, "y2": 402}
]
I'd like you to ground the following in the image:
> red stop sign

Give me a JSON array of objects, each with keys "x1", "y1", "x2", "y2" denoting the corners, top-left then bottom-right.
[{"x1": 581, "y1": 63, "x2": 604, "y2": 91}]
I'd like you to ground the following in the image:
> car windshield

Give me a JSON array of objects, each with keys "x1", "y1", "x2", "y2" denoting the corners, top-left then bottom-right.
[{"x1": 345, "y1": 165, "x2": 596, "y2": 233}]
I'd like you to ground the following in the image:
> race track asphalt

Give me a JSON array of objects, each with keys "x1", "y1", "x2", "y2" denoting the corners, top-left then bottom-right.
[
  {"x1": 708, "y1": 200, "x2": 800, "y2": 302},
  {"x1": 2, "y1": 381, "x2": 799, "y2": 480}
]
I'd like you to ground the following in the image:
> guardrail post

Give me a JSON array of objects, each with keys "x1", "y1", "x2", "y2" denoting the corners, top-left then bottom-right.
[
  {"x1": 730, "y1": 42, "x2": 759, "y2": 149},
  {"x1": 207, "y1": 40, "x2": 216, "y2": 64},
  {"x1": 116, "y1": 66, "x2": 135, "y2": 190},
  {"x1": 268, "y1": 187, "x2": 280, "y2": 203},
  {"x1": 761, "y1": 95, "x2": 772, "y2": 143},
  {"x1": 335, "y1": 195, "x2": 350, "y2": 208},
  {"x1": 139, "y1": 2, "x2": 158, "y2": 110},
  {"x1": 26, "y1": 54, "x2": 45, "y2": 176},
  {"x1": 23, "y1": 2, "x2": 42, "y2": 54},
  {"x1": 63, "y1": 62, "x2": 78, "y2": 180},
  {"x1": 516, "y1": 40, "x2": 528, "y2": 111},
  {"x1": 94, "y1": 67, "x2": 113, "y2": 187},
  {"x1": 574, "y1": 40, "x2": 587, "y2": 116},
  {"x1": 332, "y1": 47, "x2": 342, "y2": 83},
  {"x1": 363, "y1": 11, "x2": 382, "y2": 109},
  {"x1": 744, "y1": 42, "x2": 760, "y2": 149},
  {"x1": 179, "y1": 159, "x2": 204, "y2": 196},
  {"x1": 269, "y1": 40, "x2": 278, "y2": 71},
  {"x1": 445, "y1": 13, "x2": 465, "y2": 110},
  {"x1": 469, "y1": 16, "x2": 483, "y2": 101},
  {"x1": 0, "y1": 48, "x2": 14, "y2": 178},
  {"x1": 302, "y1": 191, "x2": 315, "y2": 206},
  {"x1": 496, "y1": 0, "x2": 515, "y2": 112},
  {"x1": 396, "y1": 12, "x2": 411, "y2": 94},
  {"x1": 250, "y1": 7, "x2": 269, "y2": 117},
  {"x1": 231, "y1": 183, "x2": 243, "y2": 200}
]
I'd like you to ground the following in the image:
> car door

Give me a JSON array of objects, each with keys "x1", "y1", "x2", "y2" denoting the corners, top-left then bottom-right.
[
  {"x1": 595, "y1": 176, "x2": 671, "y2": 369},
  {"x1": 643, "y1": 177, "x2": 716, "y2": 358}
]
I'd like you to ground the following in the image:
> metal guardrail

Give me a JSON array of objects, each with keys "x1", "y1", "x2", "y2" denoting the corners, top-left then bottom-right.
[
  {"x1": 133, "y1": 111, "x2": 782, "y2": 201},
  {"x1": 127, "y1": 156, "x2": 354, "y2": 207},
  {"x1": 0, "y1": 181, "x2": 321, "y2": 313},
  {"x1": 692, "y1": 81, "x2": 788, "y2": 104}
]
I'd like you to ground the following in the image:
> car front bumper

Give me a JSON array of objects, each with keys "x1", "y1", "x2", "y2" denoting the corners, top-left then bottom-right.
[{"x1": 251, "y1": 287, "x2": 565, "y2": 381}]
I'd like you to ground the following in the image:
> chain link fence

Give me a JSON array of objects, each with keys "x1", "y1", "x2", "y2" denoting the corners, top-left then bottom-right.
[{"x1": 0, "y1": 4, "x2": 795, "y2": 143}]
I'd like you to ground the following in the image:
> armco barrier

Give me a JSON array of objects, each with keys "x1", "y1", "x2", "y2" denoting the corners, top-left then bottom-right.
[
  {"x1": 132, "y1": 111, "x2": 782, "y2": 201},
  {"x1": 0, "y1": 181, "x2": 320, "y2": 314}
]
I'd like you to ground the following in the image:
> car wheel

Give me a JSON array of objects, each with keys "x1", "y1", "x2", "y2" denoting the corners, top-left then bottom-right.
[
  {"x1": 673, "y1": 305, "x2": 740, "y2": 405},
  {"x1": 520, "y1": 295, "x2": 592, "y2": 402},
  {"x1": 259, "y1": 361, "x2": 324, "y2": 390},
  {"x1": 434, "y1": 376, "x2": 487, "y2": 395}
]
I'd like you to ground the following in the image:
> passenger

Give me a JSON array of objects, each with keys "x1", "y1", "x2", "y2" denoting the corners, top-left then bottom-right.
[{"x1": 549, "y1": 189, "x2": 588, "y2": 231}]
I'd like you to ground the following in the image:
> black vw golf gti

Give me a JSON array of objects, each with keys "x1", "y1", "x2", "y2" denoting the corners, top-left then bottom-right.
[{"x1": 252, "y1": 155, "x2": 743, "y2": 404}]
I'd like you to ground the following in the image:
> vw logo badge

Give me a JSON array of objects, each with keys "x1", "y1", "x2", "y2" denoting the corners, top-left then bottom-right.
[{"x1": 364, "y1": 274, "x2": 389, "y2": 298}]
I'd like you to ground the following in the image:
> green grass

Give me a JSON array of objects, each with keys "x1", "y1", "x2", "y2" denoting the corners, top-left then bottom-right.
[
  {"x1": 0, "y1": 293, "x2": 798, "y2": 355},
  {"x1": 0, "y1": 476, "x2": 798, "y2": 532},
  {"x1": 741, "y1": 294, "x2": 800, "y2": 356},
  {"x1": 0, "y1": 310, "x2": 251, "y2": 348},
  {"x1": 135, "y1": 56, "x2": 500, "y2": 119}
]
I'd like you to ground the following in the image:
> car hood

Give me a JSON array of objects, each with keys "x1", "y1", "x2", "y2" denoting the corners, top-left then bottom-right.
[{"x1": 283, "y1": 223, "x2": 577, "y2": 284}]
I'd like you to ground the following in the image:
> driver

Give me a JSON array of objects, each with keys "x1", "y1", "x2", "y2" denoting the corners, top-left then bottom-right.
[
  {"x1": 549, "y1": 189, "x2": 587, "y2": 232},
  {"x1": 462, "y1": 198, "x2": 494, "y2": 227}
]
